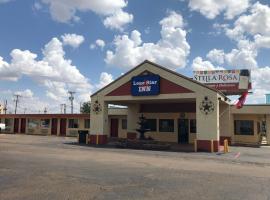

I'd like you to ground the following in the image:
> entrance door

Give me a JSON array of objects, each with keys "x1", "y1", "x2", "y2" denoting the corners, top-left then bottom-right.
[
  {"x1": 51, "y1": 118, "x2": 58, "y2": 135},
  {"x1": 20, "y1": 118, "x2": 26, "y2": 133},
  {"x1": 178, "y1": 119, "x2": 189, "y2": 143},
  {"x1": 110, "y1": 118, "x2": 119, "y2": 137},
  {"x1": 14, "y1": 118, "x2": 19, "y2": 133},
  {"x1": 60, "y1": 118, "x2": 66, "y2": 136}
]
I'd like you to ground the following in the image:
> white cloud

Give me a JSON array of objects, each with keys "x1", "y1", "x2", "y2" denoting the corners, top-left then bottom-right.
[
  {"x1": 61, "y1": 33, "x2": 85, "y2": 48},
  {"x1": 90, "y1": 39, "x2": 106, "y2": 50},
  {"x1": 105, "y1": 11, "x2": 190, "y2": 70},
  {"x1": 0, "y1": 36, "x2": 93, "y2": 107},
  {"x1": 188, "y1": 0, "x2": 250, "y2": 19},
  {"x1": 206, "y1": 49, "x2": 225, "y2": 65},
  {"x1": 103, "y1": 9, "x2": 133, "y2": 31},
  {"x1": 191, "y1": 57, "x2": 224, "y2": 71},
  {"x1": 14, "y1": 89, "x2": 34, "y2": 98},
  {"x1": 0, "y1": 56, "x2": 19, "y2": 81},
  {"x1": 95, "y1": 72, "x2": 113, "y2": 89},
  {"x1": 226, "y1": 2, "x2": 270, "y2": 41},
  {"x1": 96, "y1": 39, "x2": 105, "y2": 49},
  {"x1": 40, "y1": 0, "x2": 133, "y2": 30}
]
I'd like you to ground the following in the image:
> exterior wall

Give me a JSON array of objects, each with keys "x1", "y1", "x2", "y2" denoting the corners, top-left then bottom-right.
[
  {"x1": 90, "y1": 61, "x2": 227, "y2": 151},
  {"x1": 0, "y1": 114, "x2": 90, "y2": 136},
  {"x1": 232, "y1": 114, "x2": 261, "y2": 144},
  {"x1": 108, "y1": 112, "x2": 197, "y2": 144}
]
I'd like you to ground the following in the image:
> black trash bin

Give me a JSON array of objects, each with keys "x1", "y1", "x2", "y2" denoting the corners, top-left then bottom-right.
[{"x1": 78, "y1": 130, "x2": 89, "y2": 144}]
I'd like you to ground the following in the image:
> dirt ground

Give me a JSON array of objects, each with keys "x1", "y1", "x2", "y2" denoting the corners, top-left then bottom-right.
[{"x1": 1, "y1": 134, "x2": 270, "y2": 200}]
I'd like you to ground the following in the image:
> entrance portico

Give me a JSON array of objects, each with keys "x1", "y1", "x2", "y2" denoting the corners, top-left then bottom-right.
[{"x1": 90, "y1": 60, "x2": 229, "y2": 152}]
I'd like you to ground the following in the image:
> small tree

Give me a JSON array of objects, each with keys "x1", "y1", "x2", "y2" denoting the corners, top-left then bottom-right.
[{"x1": 80, "y1": 101, "x2": 91, "y2": 114}]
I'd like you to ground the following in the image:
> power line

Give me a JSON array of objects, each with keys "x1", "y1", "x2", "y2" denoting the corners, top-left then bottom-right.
[{"x1": 68, "y1": 91, "x2": 75, "y2": 114}]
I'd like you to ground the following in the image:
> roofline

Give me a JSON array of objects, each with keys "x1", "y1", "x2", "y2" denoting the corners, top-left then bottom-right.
[
  {"x1": 91, "y1": 60, "x2": 226, "y2": 98},
  {"x1": 0, "y1": 114, "x2": 90, "y2": 118}
]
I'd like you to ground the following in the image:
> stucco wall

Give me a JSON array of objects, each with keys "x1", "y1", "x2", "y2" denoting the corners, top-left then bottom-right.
[{"x1": 232, "y1": 114, "x2": 261, "y2": 144}]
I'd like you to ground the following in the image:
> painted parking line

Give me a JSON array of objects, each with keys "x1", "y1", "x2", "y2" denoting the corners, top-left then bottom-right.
[{"x1": 234, "y1": 152, "x2": 241, "y2": 159}]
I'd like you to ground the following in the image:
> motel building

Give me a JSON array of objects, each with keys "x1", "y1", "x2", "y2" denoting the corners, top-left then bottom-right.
[{"x1": 1, "y1": 60, "x2": 270, "y2": 152}]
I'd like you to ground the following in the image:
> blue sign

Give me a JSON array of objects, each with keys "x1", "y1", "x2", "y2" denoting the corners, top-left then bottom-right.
[{"x1": 131, "y1": 75, "x2": 160, "y2": 96}]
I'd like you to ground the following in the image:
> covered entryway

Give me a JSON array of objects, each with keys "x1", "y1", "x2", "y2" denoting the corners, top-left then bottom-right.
[{"x1": 90, "y1": 60, "x2": 229, "y2": 152}]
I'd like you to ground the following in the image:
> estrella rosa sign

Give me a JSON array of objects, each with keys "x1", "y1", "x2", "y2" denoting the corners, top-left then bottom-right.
[
  {"x1": 193, "y1": 69, "x2": 252, "y2": 95},
  {"x1": 131, "y1": 75, "x2": 160, "y2": 96}
]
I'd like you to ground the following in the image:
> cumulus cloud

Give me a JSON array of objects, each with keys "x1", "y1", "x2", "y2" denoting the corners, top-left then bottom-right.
[
  {"x1": 206, "y1": 49, "x2": 225, "y2": 65},
  {"x1": 61, "y1": 33, "x2": 85, "y2": 48},
  {"x1": 188, "y1": 0, "x2": 250, "y2": 19},
  {"x1": 14, "y1": 89, "x2": 34, "y2": 98},
  {"x1": 191, "y1": 57, "x2": 224, "y2": 71},
  {"x1": 105, "y1": 11, "x2": 190, "y2": 70},
  {"x1": 39, "y1": 0, "x2": 133, "y2": 30},
  {"x1": 90, "y1": 39, "x2": 106, "y2": 50},
  {"x1": 0, "y1": 36, "x2": 93, "y2": 106},
  {"x1": 226, "y1": 2, "x2": 270, "y2": 41},
  {"x1": 103, "y1": 9, "x2": 133, "y2": 31},
  {"x1": 95, "y1": 72, "x2": 114, "y2": 89}
]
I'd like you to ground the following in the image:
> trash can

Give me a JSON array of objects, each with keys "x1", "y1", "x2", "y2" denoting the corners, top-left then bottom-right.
[{"x1": 78, "y1": 130, "x2": 89, "y2": 144}]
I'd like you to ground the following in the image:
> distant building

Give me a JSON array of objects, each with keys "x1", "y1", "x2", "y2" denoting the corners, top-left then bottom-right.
[{"x1": 266, "y1": 94, "x2": 270, "y2": 104}]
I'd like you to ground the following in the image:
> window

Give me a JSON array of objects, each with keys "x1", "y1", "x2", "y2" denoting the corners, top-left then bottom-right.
[
  {"x1": 146, "y1": 119, "x2": 157, "y2": 131},
  {"x1": 40, "y1": 119, "x2": 50, "y2": 128},
  {"x1": 84, "y1": 119, "x2": 90, "y2": 129},
  {"x1": 190, "y1": 119, "x2": 196, "y2": 133},
  {"x1": 28, "y1": 119, "x2": 39, "y2": 128},
  {"x1": 121, "y1": 119, "x2": 127, "y2": 130},
  {"x1": 68, "y1": 119, "x2": 79, "y2": 128},
  {"x1": 159, "y1": 119, "x2": 174, "y2": 132},
  {"x1": 234, "y1": 120, "x2": 254, "y2": 135}
]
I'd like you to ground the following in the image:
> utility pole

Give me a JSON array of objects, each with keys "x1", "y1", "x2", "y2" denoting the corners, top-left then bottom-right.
[
  {"x1": 44, "y1": 107, "x2": 47, "y2": 114},
  {"x1": 24, "y1": 108, "x2": 27, "y2": 114},
  {"x1": 68, "y1": 91, "x2": 75, "y2": 114},
  {"x1": 3, "y1": 100, "x2": 7, "y2": 114},
  {"x1": 13, "y1": 94, "x2": 21, "y2": 114}
]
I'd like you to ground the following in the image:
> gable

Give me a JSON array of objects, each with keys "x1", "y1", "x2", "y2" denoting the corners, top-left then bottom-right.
[
  {"x1": 91, "y1": 60, "x2": 224, "y2": 99},
  {"x1": 106, "y1": 77, "x2": 193, "y2": 96}
]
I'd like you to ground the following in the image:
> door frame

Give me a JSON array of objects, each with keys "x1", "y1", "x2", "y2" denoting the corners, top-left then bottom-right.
[
  {"x1": 51, "y1": 118, "x2": 58, "y2": 135},
  {"x1": 110, "y1": 118, "x2": 119, "y2": 138},
  {"x1": 178, "y1": 119, "x2": 189, "y2": 143},
  {"x1": 20, "y1": 118, "x2": 26, "y2": 133},
  {"x1": 14, "y1": 118, "x2": 19, "y2": 133},
  {"x1": 60, "y1": 118, "x2": 67, "y2": 136}
]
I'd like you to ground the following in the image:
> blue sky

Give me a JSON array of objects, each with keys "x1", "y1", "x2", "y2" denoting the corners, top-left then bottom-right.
[{"x1": 0, "y1": 0, "x2": 270, "y2": 113}]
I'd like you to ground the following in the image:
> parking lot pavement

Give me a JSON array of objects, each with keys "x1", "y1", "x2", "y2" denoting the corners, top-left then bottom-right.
[{"x1": 1, "y1": 134, "x2": 270, "y2": 200}]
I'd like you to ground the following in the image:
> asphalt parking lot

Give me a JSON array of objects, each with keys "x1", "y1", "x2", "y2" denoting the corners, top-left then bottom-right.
[{"x1": 1, "y1": 134, "x2": 270, "y2": 200}]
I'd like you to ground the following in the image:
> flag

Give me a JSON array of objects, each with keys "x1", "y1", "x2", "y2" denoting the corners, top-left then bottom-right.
[{"x1": 235, "y1": 91, "x2": 248, "y2": 109}]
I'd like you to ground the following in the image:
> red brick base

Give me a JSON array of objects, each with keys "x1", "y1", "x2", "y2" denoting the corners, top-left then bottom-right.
[
  {"x1": 220, "y1": 136, "x2": 231, "y2": 145},
  {"x1": 197, "y1": 140, "x2": 219, "y2": 152},
  {"x1": 88, "y1": 135, "x2": 107, "y2": 145},
  {"x1": 127, "y1": 132, "x2": 137, "y2": 140}
]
